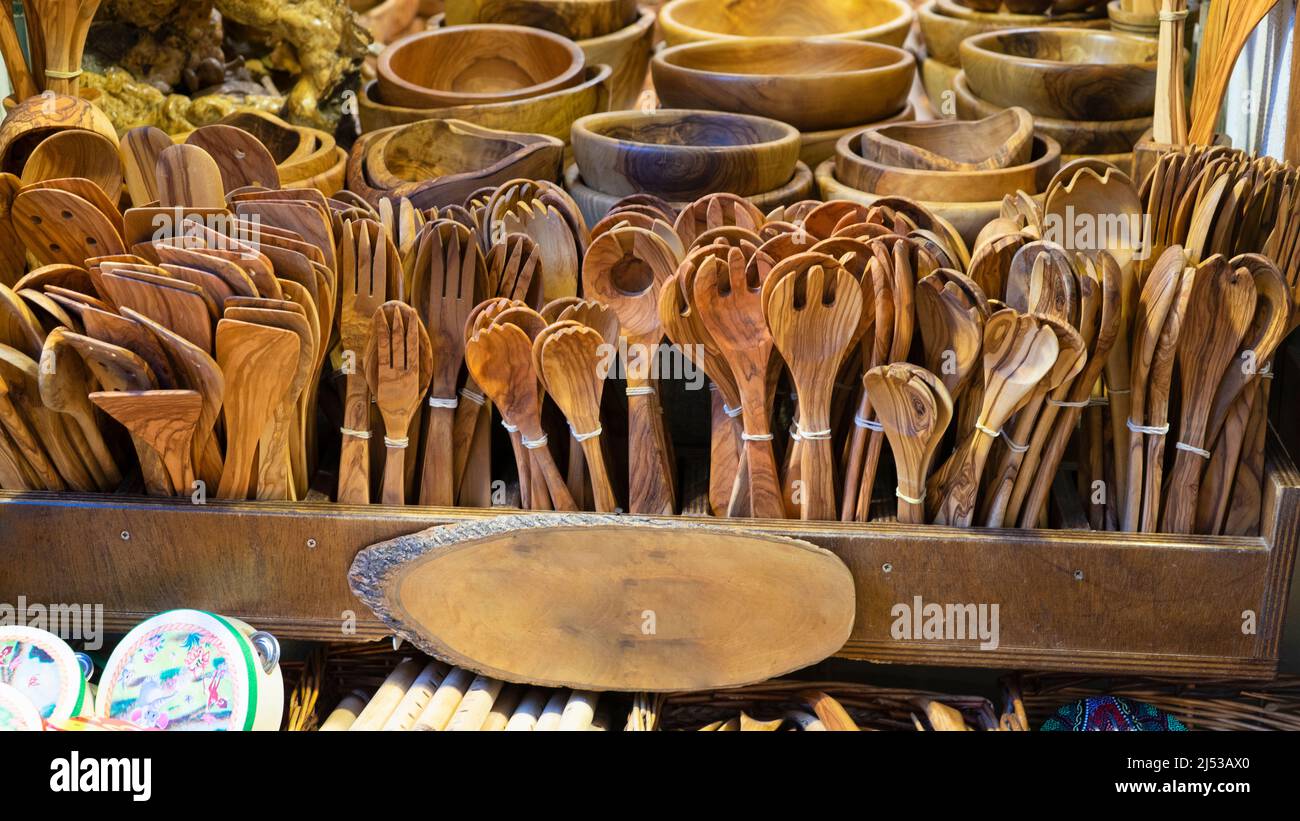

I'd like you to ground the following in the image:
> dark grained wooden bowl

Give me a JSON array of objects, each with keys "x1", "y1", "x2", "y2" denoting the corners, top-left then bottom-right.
[
  {"x1": 377, "y1": 24, "x2": 586, "y2": 109},
  {"x1": 834, "y1": 127, "x2": 1061, "y2": 201},
  {"x1": 959, "y1": 27, "x2": 1159, "y2": 121},
  {"x1": 651, "y1": 37, "x2": 914, "y2": 132},
  {"x1": 658, "y1": 0, "x2": 914, "y2": 48},
  {"x1": 444, "y1": 0, "x2": 639, "y2": 40},
  {"x1": 571, "y1": 109, "x2": 801, "y2": 200}
]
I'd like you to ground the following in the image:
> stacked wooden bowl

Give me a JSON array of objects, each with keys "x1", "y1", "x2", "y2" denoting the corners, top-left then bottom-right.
[
  {"x1": 566, "y1": 109, "x2": 812, "y2": 224},
  {"x1": 955, "y1": 27, "x2": 1160, "y2": 169},
  {"x1": 916, "y1": 0, "x2": 1107, "y2": 116},
  {"x1": 658, "y1": 0, "x2": 916, "y2": 48},
  {"x1": 652, "y1": 37, "x2": 917, "y2": 167},
  {"x1": 361, "y1": 23, "x2": 612, "y2": 140},
  {"x1": 822, "y1": 107, "x2": 1061, "y2": 246},
  {"x1": 441, "y1": 0, "x2": 655, "y2": 109},
  {"x1": 346, "y1": 118, "x2": 566, "y2": 209}
]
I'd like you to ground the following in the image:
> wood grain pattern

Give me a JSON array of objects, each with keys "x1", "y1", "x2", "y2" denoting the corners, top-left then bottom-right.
[
  {"x1": 155, "y1": 144, "x2": 226, "y2": 210},
  {"x1": 12, "y1": 187, "x2": 125, "y2": 266},
  {"x1": 20, "y1": 129, "x2": 123, "y2": 199},
  {"x1": 652, "y1": 37, "x2": 914, "y2": 132},
  {"x1": 537, "y1": 325, "x2": 619, "y2": 512},
  {"x1": 37, "y1": 327, "x2": 121, "y2": 489},
  {"x1": 445, "y1": 0, "x2": 638, "y2": 39},
  {"x1": 658, "y1": 0, "x2": 914, "y2": 48},
  {"x1": 0, "y1": 94, "x2": 117, "y2": 175},
  {"x1": 348, "y1": 514, "x2": 856, "y2": 691},
  {"x1": 337, "y1": 220, "x2": 389, "y2": 504},
  {"x1": 572, "y1": 110, "x2": 801, "y2": 200},
  {"x1": 364, "y1": 302, "x2": 432, "y2": 506},
  {"x1": 89, "y1": 390, "x2": 201, "y2": 495},
  {"x1": 119, "y1": 126, "x2": 173, "y2": 208},
  {"x1": 859, "y1": 107, "x2": 1034, "y2": 171},
  {"x1": 866, "y1": 364, "x2": 952, "y2": 524},
  {"x1": 185, "y1": 124, "x2": 281, "y2": 192}
]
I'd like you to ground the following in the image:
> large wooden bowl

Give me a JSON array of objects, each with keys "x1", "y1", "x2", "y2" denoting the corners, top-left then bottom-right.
[
  {"x1": 835, "y1": 127, "x2": 1061, "y2": 201},
  {"x1": 952, "y1": 70, "x2": 1150, "y2": 155},
  {"x1": 651, "y1": 37, "x2": 914, "y2": 132},
  {"x1": 800, "y1": 101, "x2": 914, "y2": 167},
  {"x1": 377, "y1": 24, "x2": 586, "y2": 109},
  {"x1": 959, "y1": 27, "x2": 1159, "y2": 121},
  {"x1": 358, "y1": 64, "x2": 612, "y2": 140},
  {"x1": 817, "y1": 158, "x2": 1043, "y2": 248},
  {"x1": 347, "y1": 119, "x2": 565, "y2": 209},
  {"x1": 658, "y1": 0, "x2": 915, "y2": 48},
  {"x1": 917, "y1": 0, "x2": 1108, "y2": 66},
  {"x1": 571, "y1": 109, "x2": 801, "y2": 200},
  {"x1": 444, "y1": 0, "x2": 638, "y2": 39},
  {"x1": 857, "y1": 107, "x2": 1035, "y2": 170},
  {"x1": 564, "y1": 161, "x2": 813, "y2": 225}
]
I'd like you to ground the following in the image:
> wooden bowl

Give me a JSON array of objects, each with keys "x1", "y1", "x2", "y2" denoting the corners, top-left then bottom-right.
[
  {"x1": 658, "y1": 0, "x2": 915, "y2": 48},
  {"x1": 952, "y1": 69, "x2": 1151, "y2": 155},
  {"x1": 800, "y1": 102, "x2": 914, "y2": 167},
  {"x1": 358, "y1": 64, "x2": 612, "y2": 140},
  {"x1": 0, "y1": 94, "x2": 119, "y2": 176},
  {"x1": 651, "y1": 37, "x2": 914, "y2": 132},
  {"x1": 817, "y1": 158, "x2": 1043, "y2": 248},
  {"x1": 959, "y1": 27, "x2": 1159, "y2": 121},
  {"x1": 286, "y1": 146, "x2": 347, "y2": 196},
  {"x1": 216, "y1": 110, "x2": 340, "y2": 182},
  {"x1": 835, "y1": 127, "x2": 1060, "y2": 201},
  {"x1": 377, "y1": 24, "x2": 586, "y2": 109},
  {"x1": 918, "y1": 0, "x2": 1109, "y2": 65},
  {"x1": 857, "y1": 107, "x2": 1035, "y2": 170},
  {"x1": 444, "y1": 0, "x2": 639, "y2": 40},
  {"x1": 564, "y1": 160, "x2": 813, "y2": 225},
  {"x1": 348, "y1": 118, "x2": 565, "y2": 209},
  {"x1": 937, "y1": 0, "x2": 1099, "y2": 23},
  {"x1": 571, "y1": 109, "x2": 801, "y2": 200}
]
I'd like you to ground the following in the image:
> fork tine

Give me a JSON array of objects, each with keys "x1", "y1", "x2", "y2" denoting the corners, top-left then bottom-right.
[
  {"x1": 459, "y1": 230, "x2": 477, "y2": 301},
  {"x1": 342, "y1": 220, "x2": 358, "y2": 296},
  {"x1": 442, "y1": 227, "x2": 459, "y2": 300}
]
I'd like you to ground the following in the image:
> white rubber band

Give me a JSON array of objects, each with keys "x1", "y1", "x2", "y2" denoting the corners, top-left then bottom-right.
[
  {"x1": 625, "y1": 386, "x2": 656, "y2": 397},
  {"x1": 460, "y1": 388, "x2": 487, "y2": 406},
  {"x1": 428, "y1": 395, "x2": 459, "y2": 409},
  {"x1": 521, "y1": 434, "x2": 549, "y2": 450},
  {"x1": 788, "y1": 423, "x2": 800, "y2": 442},
  {"x1": 1003, "y1": 432, "x2": 1029, "y2": 453},
  {"x1": 501, "y1": 421, "x2": 520, "y2": 433},
  {"x1": 340, "y1": 427, "x2": 371, "y2": 439},
  {"x1": 1047, "y1": 398, "x2": 1090, "y2": 408},
  {"x1": 1175, "y1": 441, "x2": 1211, "y2": 458},
  {"x1": 569, "y1": 423, "x2": 602, "y2": 442},
  {"x1": 723, "y1": 404, "x2": 743, "y2": 418},
  {"x1": 384, "y1": 436, "x2": 409, "y2": 448},
  {"x1": 1126, "y1": 419, "x2": 1169, "y2": 435},
  {"x1": 1109, "y1": 388, "x2": 1132, "y2": 395},
  {"x1": 708, "y1": 383, "x2": 718, "y2": 392},
  {"x1": 854, "y1": 413, "x2": 883, "y2": 432},
  {"x1": 1158, "y1": 8, "x2": 1188, "y2": 20},
  {"x1": 896, "y1": 487, "x2": 924, "y2": 505},
  {"x1": 1087, "y1": 397, "x2": 1110, "y2": 407},
  {"x1": 796, "y1": 424, "x2": 833, "y2": 441},
  {"x1": 975, "y1": 423, "x2": 1000, "y2": 438},
  {"x1": 741, "y1": 431, "x2": 774, "y2": 442}
]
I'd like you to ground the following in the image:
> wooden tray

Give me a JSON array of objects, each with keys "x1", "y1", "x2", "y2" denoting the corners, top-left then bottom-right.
[{"x1": 2, "y1": 435, "x2": 1296, "y2": 680}]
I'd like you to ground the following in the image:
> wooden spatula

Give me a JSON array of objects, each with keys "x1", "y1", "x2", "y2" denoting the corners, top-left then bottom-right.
[
  {"x1": 156, "y1": 144, "x2": 226, "y2": 209},
  {"x1": 12, "y1": 187, "x2": 126, "y2": 266},
  {"x1": 185, "y1": 125, "x2": 281, "y2": 192},
  {"x1": 364, "y1": 301, "x2": 432, "y2": 506},
  {"x1": 119, "y1": 126, "x2": 173, "y2": 207},
  {"x1": 214, "y1": 318, "x2": 300, "y2": 500},
  {"x1": 89, "y1": 390, "x2": 202, "y2": 495},
  {"x1": 38, "y1": 327, "x2": 121, "y2": 489}
]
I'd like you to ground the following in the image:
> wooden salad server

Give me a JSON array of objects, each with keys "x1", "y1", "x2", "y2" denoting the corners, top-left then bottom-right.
[
  {"x1": 88, "y1": 390, "x2": 202, "y2": 495},
  {"x1": 364, "y1": 301, "x2": 433, "y2": 506},
  {"x1": 337, "y1": 219, "x2": 389, "y2": 504},
  {"x1": 765, "y1": 261, "x2": 863, "y2": 520},
  {"x1": 865, "y1": 364, "x2": 953, "y2": 524}
]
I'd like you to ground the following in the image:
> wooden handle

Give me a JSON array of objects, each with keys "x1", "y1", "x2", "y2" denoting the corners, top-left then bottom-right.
[
  {"x1": 839, "y1": 390, "x2": 870, "y2": 521},
  {"x1": 741, "y1": 435, "x2": 784, "y2": 520},
  {"x1": 798, "y1": 436, "x2": 837, "y2": 521},
  {"x1": 579, "y1": 436, "x2": 619, "y2": 513},
  {"x1": 0, "y1": 6, "x2": 36, "y2": 101},
  {"x1": 255, "y1": 410, "x2": 295, "y2": 501},
  {"x1": 381, "y1": 443, "x2": 408, "y2": 506},
  {"x1": 1161, "y1": 447, "x2": 1207, "y2": 533},
  {"x1": 336, "y1": 371, "x2": 371, "y2": 504},
  {"x1": 528, "y1": 439, "x2": 577, "y2": 511},
  {"x1": 708, "y1": 391, "x2": 741, "y2": 516},
  {"x1": 1140, "y1": 432, "x2": 1170, "y2": 532},
  {"x1": 626, "y1": 385, "x2": 674, "y2": 514},
  {"x1": 451, "y1": 379, "x2": 484, "y2": 492},
  {"x1": 418, "y1": 404, "x2": 456, "y2": 506}
]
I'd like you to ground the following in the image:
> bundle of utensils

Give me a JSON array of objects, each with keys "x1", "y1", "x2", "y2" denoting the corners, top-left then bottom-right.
[
  {"x1": 319, "y1": 656, "x2": 613, "y2": 731},
  {"x1": 0, "y1": 0, "x2": 101, "y2": 100}
]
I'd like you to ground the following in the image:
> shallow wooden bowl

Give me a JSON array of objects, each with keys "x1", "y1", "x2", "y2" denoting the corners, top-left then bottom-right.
[
  {"x1": 800, "y1": 102, "x2": 914, "y2": 167},
  {"x1": 0, "y1": 94, "x2": 119, "y2": 176},
  {"x1": 285, "y1": 146, "x2": 348, "y2": 196},
  {"x1": 349, "y1": 119, "x2": 565, "y2": 208},
  {"x1": 358, "y1": 64, "x2": 612, "y2": 140},
  {"x1": 377, "y1": 24, "x2": 586, "y2": 109},
  {"x1": 952, "y1": 69, "x2": 1151, "y2": 155},
  {"x1": 658, "y1": 0, "x2": 915, "y2": 48},
  {"x1": 959, "y1": 27, "x2": 1159, "y2": 121},
  {"x1": 564, "y1": 160, "x2": 812, "y2": 225},
  {"x1": 857, "y1": 106, "x2": 1034, "y2": 170},
  {"x1": 571, "y1": 109, "x2": 801, "y2": 200},
  {"x1": 651, "y1": 37, "x2": 914, "y2": 132},
  {"x1": 444, "y1": 0, "x2": 639, "y2": 40},
  {"x1": 835, "y1": 127, "x2": 1060, "y2": 201},
  {"x1": 817, "y1": 158, "x2": 1043, "y2": 248},
  {"x1": 918, "y1": 0, "x2": 1108, "y2": 65},
  {"x1": 937, "y1": 0, "x2": 1099, "y2": 23}
]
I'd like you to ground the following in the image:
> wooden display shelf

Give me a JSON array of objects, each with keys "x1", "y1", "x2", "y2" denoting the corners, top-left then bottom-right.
[{"x1": 2, "y1": 435, "x2": 1296, "y2": 680}]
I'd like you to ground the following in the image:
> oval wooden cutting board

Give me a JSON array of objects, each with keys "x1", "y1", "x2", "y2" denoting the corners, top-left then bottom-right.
[{"x1": 349, "y1": 514, "x2": 855, "y2": 692}]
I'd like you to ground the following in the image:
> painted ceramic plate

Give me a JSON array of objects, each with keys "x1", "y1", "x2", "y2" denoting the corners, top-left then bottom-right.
[
  {"x1": 46, "y1": 715, "x2": 147, "y2": 732},
  {"x1": 0, "y1": 625, "x2": 88, "y2": 722},
  {"x1": 0, "y1": 682, "x2": 44, "y2": 730},
  {"x1": 95, "y1": 609, "x2": 283, "y2": 731}
]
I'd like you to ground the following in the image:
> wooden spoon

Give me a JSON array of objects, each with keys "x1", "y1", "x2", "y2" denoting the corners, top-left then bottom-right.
[
  {"x1": 765, "y1": 261, "x2": 863, "y2": 520},
  {"x1": 1161, "y1": 255, "x2": 1256, "y2": 533},
  {"x1": 214, "y1": 318, "x2": 300, "y2": 500},
  {"x1": 537, "y1": 324, "x2": 619, "y2": 512},
  {"x1": 865, "y1": 364, "x2": 953, "y2": 524},
  {"x1": 89, "y1": 390, "x2": 202, "y2": 495}
]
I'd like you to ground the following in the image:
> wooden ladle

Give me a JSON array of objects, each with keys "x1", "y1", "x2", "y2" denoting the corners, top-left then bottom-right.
[{"x1": 864, "y1": 364, "x2": 953, "y2": 524}]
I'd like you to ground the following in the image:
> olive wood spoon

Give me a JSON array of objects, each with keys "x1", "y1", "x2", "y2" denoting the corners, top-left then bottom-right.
[
  {"x1": 538, "y1": 325, "x2": 620, "y2": 512},
  {"x1": 365, "y1": 301, "x2": 433, "y2": 506},
  {"x1": 865, "y1": 364, "x2": 952, "y2": 524}
]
